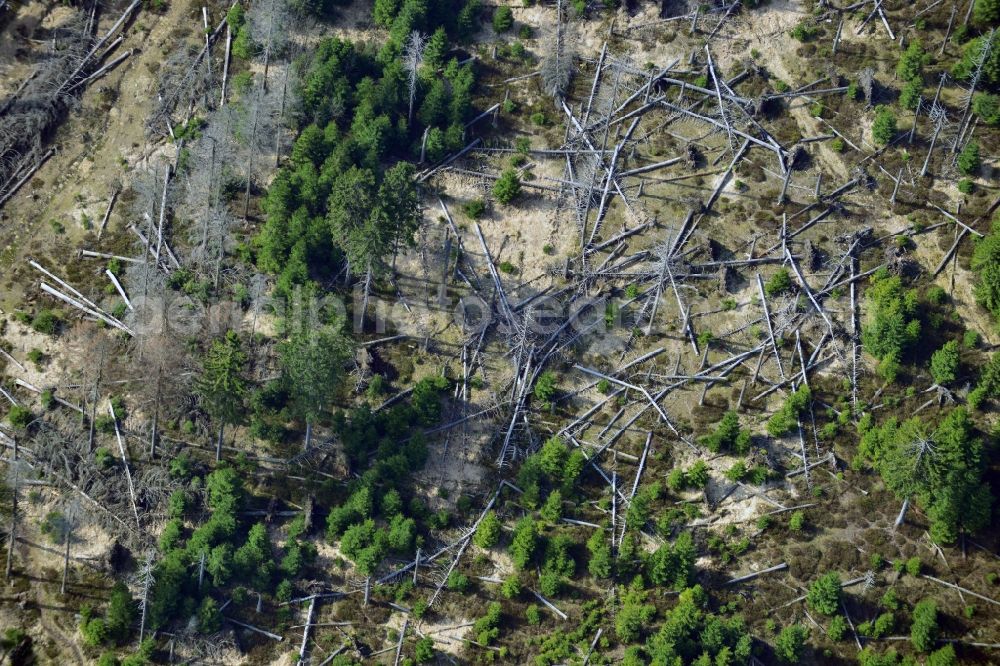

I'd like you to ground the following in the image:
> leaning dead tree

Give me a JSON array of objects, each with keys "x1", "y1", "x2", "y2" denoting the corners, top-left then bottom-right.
[
  {"x1": 0, "y1": 0, "x2": 141, "y2": 207},
  {"x1": 147, "y1": 1, "x2": 236, "y2": 137}
]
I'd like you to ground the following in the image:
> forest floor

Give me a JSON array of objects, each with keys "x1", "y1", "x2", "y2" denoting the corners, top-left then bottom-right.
[{"x1": 1, "y1": 0, "x2": 1000, "y2": 662}]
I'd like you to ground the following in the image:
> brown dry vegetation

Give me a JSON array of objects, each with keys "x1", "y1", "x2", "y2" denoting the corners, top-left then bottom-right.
[{"x1": 0, "y1": 0, "x2": 999, "y2": 662}]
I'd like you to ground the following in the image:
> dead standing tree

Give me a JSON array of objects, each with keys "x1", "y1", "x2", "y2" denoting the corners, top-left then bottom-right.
[
  {"x1": 403, "y1": 31, "x2": 426, "y2": 125},
  {"x1": 237, "y1": 0, "x2": 292, "y2": 218},
  {"x1": 540, "y1": 0, "x2": 576, "y2": 102},
  {"x1": 0, "y1": 1, "x2": 140, "y2": 206},
  {"x1": 4, "y1": 443, "x2": 28, "y2": 581},
  {"x1": 59, "y1": 499, "x2": 82, "y2": 595},
  {"x1": 952, "y1": 29, "x2": 994, "y2": 155},
  {"x1": 178, "y1": 103, "x2": 259, "y2": 288},
  {"x1": 425, "y1": 23, "x2": 909, "y2": 638}
]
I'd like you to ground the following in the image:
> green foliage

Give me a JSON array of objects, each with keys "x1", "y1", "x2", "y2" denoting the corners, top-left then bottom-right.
[
  {"x1": 197, "y1": 597, "x2": 222, "y2": 634},
  {"x1": 906, "y1": 556, "x2": 921, "y2": 576},
  {"x1": 462, "y1": 198, "x2": 486, "y2": 219},
  {"x1": 327, "y1": 162, "x2": 422, "y2": 278},
  {"x1": 764, "y1": 267, "x2": 792, "y2": 297},
  {"x1": 807, "y1": 572, "x2": 842, "y2": 615},
  {"x1": 541, "y1": 489, "x2": 564, "y2": 523},
  {"x1": 688, "y1": 460, "x2": 710, "y2": 487},
  {"x1": 386, "y1": 514, "x2": 416, "y2": 553},
  {"x1": 872, "y1": 105, "x2": 897, "y2": 145},
  {"x1": 474, "y1": 510, "x2": 501, "y2": 548},
  {"x1": 973, "y1": 221, "x2": 1000, "y2": 323},
  {"x1": 195, "y1": 331, "x2": 248, "y2": 429},
  {"x1": 533, "y1": 370, "x2": 558, "y2": 403},
  {"x1": 94, "y1": 446, "x2": 115, "y2": 469},
  {"x1": 861, "y1": 270, "x2": 920, "y2": 378},
  {"x1": 896, "y1": 40, "x2": 927, "y2": 81},
  {"x1": 40, "y1": 389, "x2": 55, "y2": 410},
  {"x1": 626, "y1": 481, "x2": 662, "y2": 528},
  {"x1": 492, "y1": 4, "x2": 513, "y2": 31},
  {"x1": 206, "y1": 544, "x2": 233, "y2": 587},
  {"x1": 586, "y1": 529, "x2": 612, "y2": 579},
  {"x1": 338, "y1": 518, "x2": 386, "y2": 576},
  {"x1": 278, "y1": 324, "x2": 350, "y2": 426},
  {"x1": 881, "y1": 587, "x2": 900, "y2": 610},
  {"x1": 424, "y1": 27, "x2": 449, "y2": 69},
  {"x1": 26, "y1": 348, "x2": 43, "y2": 366},
  {"x1": 493, "y1": 168, "x2": 522, "y2": 204},
  {"x1": 31, "y1": 309, "x2": 60, "y2": 335},
  {"x1": 858, "y1": 409, "x2": 991, "y2": 543},
  {"x1": 40, "y1": 510, "x2": 70, "y2": 543},
  {"x1": 789, "y1": 510, "x2": 805, "y2": 531},
  {"x1": 964, "y1": 329, "x2": 981, "y2": 348},
  {"x1": 234, "y1": 522, "x2": 276, "y2": 588},
  {"x1": 96, "y1": 653, "x2": 118, "y2": 666},
  {"x1": 865, "y1": 612, "x2": 895, "y2": 639},
  {"x1": 958, "y1": 141, "x2": 981, "y2": 175},
  {"x1": 774, "y1": 624, "x2": 808, "y2": 663},
  {"x1": 120, "y1": 638, "x2": 154, "y2": 666},
  {"x1": 911, "y1": 598, "x2": 938, "y2": 652},
  {"x1": 952, "y1": 33, "x2": 1000, "y2": 89},
  {"x1": 473, "y1": 602, "x2": 502, "y2": 645},
  {"x1": 789, "y1": 20, "x2": 819, "y2": 41},
  {"x1": 974, "y1": 0, "x2": 1000, "y2": 24},
  {"x1": 667, "y1": 468, "x2": 687, "y2": 492},
  {"x1": 257, "y1": 32, "x2": 474, "y2": 291},
  {"x1": 500, "y1": 575, "x2": 521, "y2": 599},
  {"x1": 970, "y1": 352, "x2": 1000, "y2": 408},
  {"x1": 725, "y1": 461, "x2": 748, "y2": 482},
  {"x1": 827, "y1": 615, "x2": 848, "y2": 641},
  {"x1": 414, "y1": 636, "x2": 435, "y2": 663},
  {"x1": 766, "y1": 385, "x2": 811, "y2": 437},
  {"x1": 645, "y1": 585, "x2": 752, "y2": 664},
  {"x1": 646, "y1": 531, "x2": 696, "y2": 590},
  {"x1": 374, "y1": 0, "x2": 400, "y2": 26},
  {"x1": 899, "y1": 77, "x2": 922, "y2": 110},
  {"x1": 701, "y1": 410, "x2": 752, "y2": 454},
  {"x1": 446, "y1": 570, "x2": 470, "y2": 591},
  {"x1": 159, "y1": 518, "x2": 184, "y2": 552},
  {"x1": 516, "y1": 435, "x2": 585, "y2": 506},
  {"x1": 973, "y1": 93, "x2": 1000, "y2": 124},
  {"x1": 0, "y1": 629, "x2": 27, "y2": 650},
  {"x1": 929, "y1": 340, "x2": 959, "y2": 385},
  {"x1": 615, "y1": 585, "x2": 655, "y2": 642},
  {"x1": 525, "y1": 603, "x2": 541, "y2": 625},
  {"x1": 6, "y1": 405, "x2": 32, "y2": 429},
  {"x1": 857, "y1": 647, "x2": 905, "y2": 666},
  {"x1": 927, "y1": 644, "x2": 959, "y2": 666},
  {"x1": 510, "y1": 516, "x2": 538, "y2": 570},
  {"x1": 81, "y1": 617, "x2": 109, "y2": 647}
]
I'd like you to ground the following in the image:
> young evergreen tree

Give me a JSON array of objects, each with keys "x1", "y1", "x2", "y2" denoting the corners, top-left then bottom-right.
[
  {"x1": 872, "y1": 106, "x2": 898, "y2": 145},
  {"x1": 493, "y1": 168, "x2": 522, "y2": 204},
  {"x1": 509, "y1": 516, "x2": 538, "y2": 570},
  {"x1": 911, "y1": 599, "x2": 939, "y2": 652},
  {"x1": 807, "y1": 572, "x2": 842, "y2": 615},
  {"x1": 958, "y1": 141, "x2": 981, "y2": 175},
  {"x1": 775, "y1": 625, "x2": 808, "y2": 662},
  {"x1": 473, "y1": 510, "x2": 501, "y2": 548},
  {"x1": 195, "y1": 331, "x2": 248, "y2": 459},
  {"x1": 279, "y1": 323, "x2": 351, "y2": 447},
  {"x1": 586, "y1": 529, "x2": 612, "y2": 579},
  {"x1": 929, "y1": 340, "x2": 960, "y2": 385}
]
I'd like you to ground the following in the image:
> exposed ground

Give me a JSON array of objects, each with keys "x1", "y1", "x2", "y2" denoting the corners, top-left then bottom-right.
[{"x1": 1, "y1": 0, "x2": 999, "y2": 663}]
